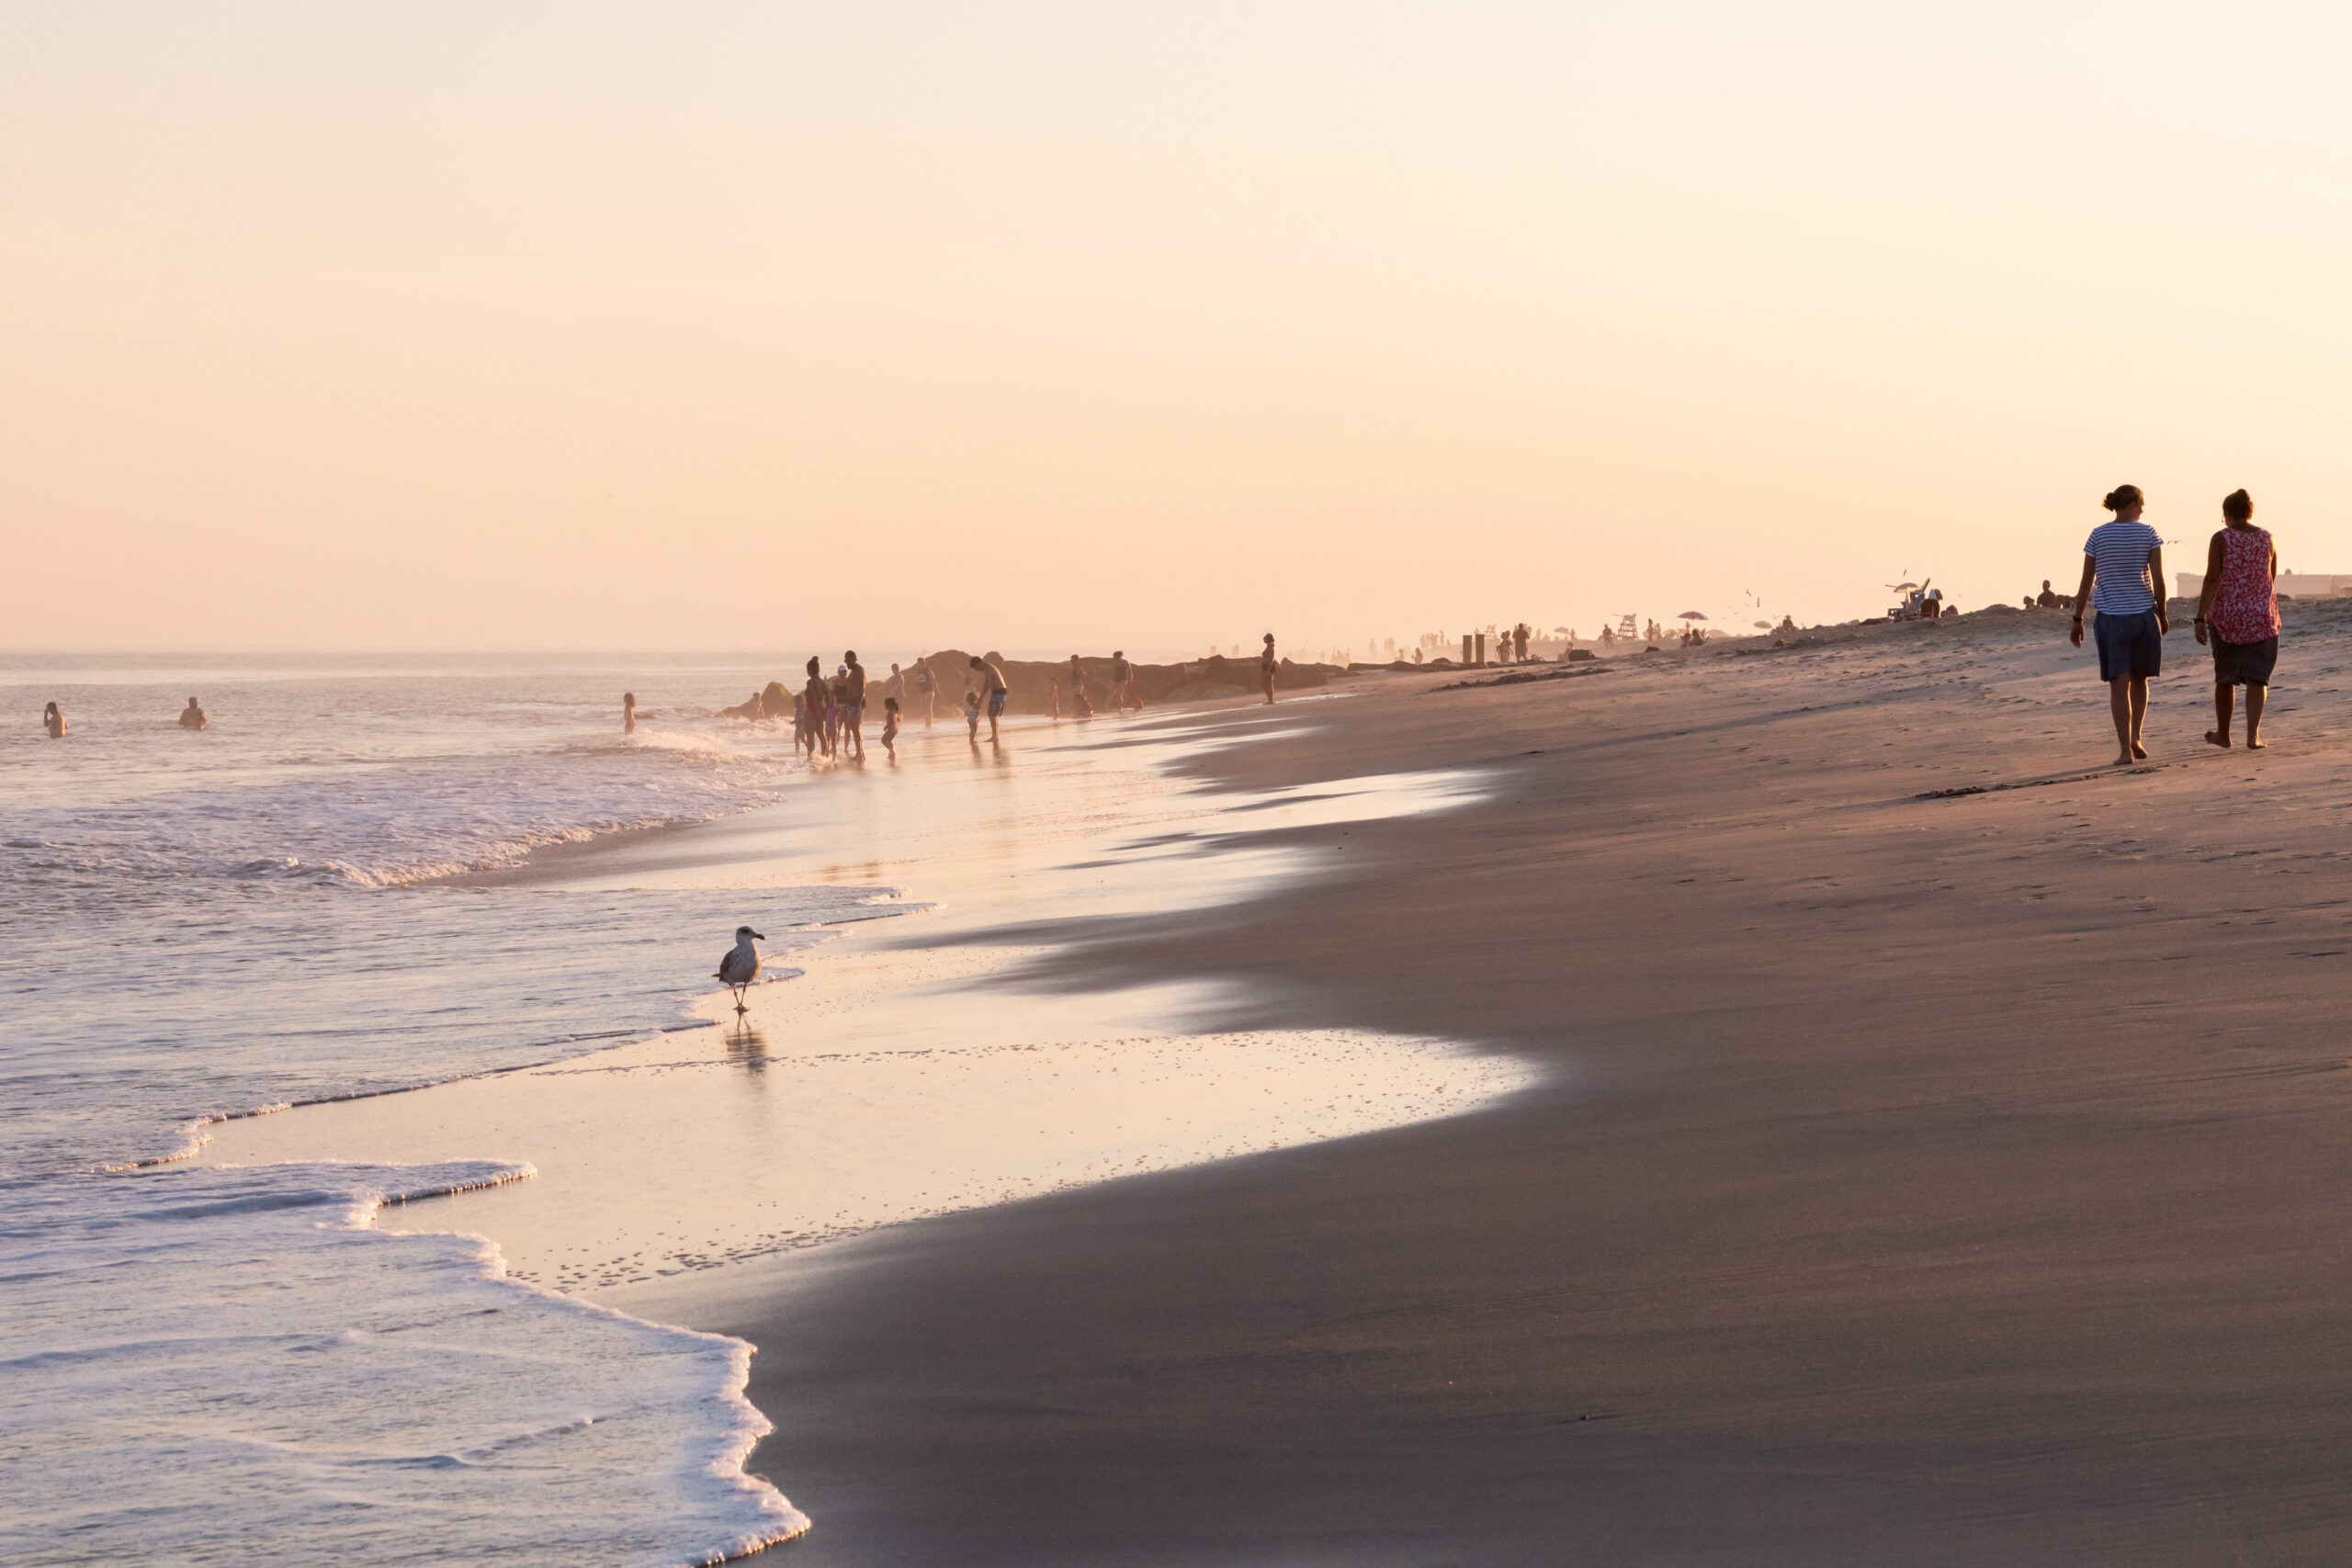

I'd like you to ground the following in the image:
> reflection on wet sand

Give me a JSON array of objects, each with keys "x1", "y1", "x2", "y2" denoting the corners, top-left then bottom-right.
[{"x1": 198, "y1": 713, "x2": 1529, "y2": 1302}]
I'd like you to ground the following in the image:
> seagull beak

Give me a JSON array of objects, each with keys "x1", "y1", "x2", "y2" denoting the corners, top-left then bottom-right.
[{"x1": 752, "y1": 931, "x2": 766, "y2": 941}]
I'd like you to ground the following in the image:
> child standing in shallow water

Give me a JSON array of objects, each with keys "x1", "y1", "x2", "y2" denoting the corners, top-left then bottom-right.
[
  {"x1": 880, "y1": 695, "x2": 901, "y2": 758},
  {"x1": 963, "y1": 680, "x2": 982, "y2": 739}
]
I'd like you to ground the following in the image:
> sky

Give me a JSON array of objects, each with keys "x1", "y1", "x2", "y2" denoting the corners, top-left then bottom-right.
[{"x1": 7, "y1": 2, "x2": 2352, "y2": 658}]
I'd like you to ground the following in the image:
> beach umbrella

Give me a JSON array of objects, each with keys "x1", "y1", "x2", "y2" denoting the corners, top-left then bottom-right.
[
  {"x1": 1753, "y1": 620, "x2": 1772, "y2": 629},
  {"x1": 1678, "y1": 610, "x2": 1707, "y2": 621}
]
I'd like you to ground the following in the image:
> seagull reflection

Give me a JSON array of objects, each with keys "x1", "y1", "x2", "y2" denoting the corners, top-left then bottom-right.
[{"x1": 724, "y1": 1019, "x2": 769, "y2": 1067}]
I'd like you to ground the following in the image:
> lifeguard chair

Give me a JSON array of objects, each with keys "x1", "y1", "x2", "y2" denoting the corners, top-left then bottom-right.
[{"x1": 1615, "y1": 614, "x2": 1638, "y2": 640}]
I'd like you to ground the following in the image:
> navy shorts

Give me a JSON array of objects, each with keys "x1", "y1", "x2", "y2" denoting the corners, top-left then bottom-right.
[{"x1": 2094, "y1": 608, "x2": 2163, "y2": 682}]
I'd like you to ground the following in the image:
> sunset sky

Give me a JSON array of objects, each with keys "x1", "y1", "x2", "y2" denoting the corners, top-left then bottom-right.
[{"x1": 8, "y1": 2, "x2": 2350, "y2": 656}]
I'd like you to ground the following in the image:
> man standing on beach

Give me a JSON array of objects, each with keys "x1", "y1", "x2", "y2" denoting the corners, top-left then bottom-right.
[
  {"x1": 842, "y1": 651, "x2": 867, "y2": 760},
  {"x1": 972, "y1": 654, "x2": 1009, "y2": 742},
  {"x1": 1260, "y1": 633, "x2": 1278, "y2": 703},
  {"x1": 2070, "y1": 483, "x2": 2167, "y2": 766},
  {"x1": 802, "y1": 657, "x2": 831, "y2": 758},
  {"x1": 1110, "y1": 650, "x2": 1142, "y2": 711}
]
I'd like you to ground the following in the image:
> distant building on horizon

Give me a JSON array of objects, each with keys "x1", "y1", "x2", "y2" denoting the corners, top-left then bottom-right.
[{"x1": 2178, "y1": 570, "x2": 2352, "y2": 602}]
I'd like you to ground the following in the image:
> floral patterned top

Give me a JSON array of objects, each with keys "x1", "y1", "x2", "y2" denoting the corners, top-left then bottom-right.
[{"x1": 2208, "y1": 525, "x2": 2279, "y2": 645}]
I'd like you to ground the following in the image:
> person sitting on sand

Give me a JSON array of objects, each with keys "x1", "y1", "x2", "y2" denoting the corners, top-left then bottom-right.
[
  {"x1": 880, "y1": 694, "x2": 901, "y2": 759},
  {"x1": 971, "y1": 654, "x2": 1009, "y2": 741},
  {"x1": 1775, "y1": 615, "x2": 1798, "y2": 635},
  {"x1": 178, "y1": 696, "x2": 207, "y2": 730},
  {"x1": 44, "y1": 702, "x2": 66, "y2": 738},
  {"x1": 2069, "y1": 483, "x2": 2167, "y2": 766},
  {"x1": 1260, "y1": 633, "x2": 1278, "y2": 704},
  {"x1": 2036, "y1": 579, "x2": 2064, "y2": 608},
  {"x1": 2193, "y1": 488, "x2": 2279, "y2": 750}
]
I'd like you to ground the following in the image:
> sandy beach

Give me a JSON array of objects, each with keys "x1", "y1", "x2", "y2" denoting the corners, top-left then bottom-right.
[
  {"x1": 197, "y1": 604, "x2": 2352, "y2": 1562},
  {"x1": 677, "y1": 603, "x2": 2352, "y2": 1563}
]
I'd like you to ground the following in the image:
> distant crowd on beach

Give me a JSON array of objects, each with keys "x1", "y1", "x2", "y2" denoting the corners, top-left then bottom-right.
[
  {"x1": 689, "y1": 637, "x2": 1286, "y2": 761},
  {"x1": 36, "y1": 643, "x2": 1299, "y2": 751}
]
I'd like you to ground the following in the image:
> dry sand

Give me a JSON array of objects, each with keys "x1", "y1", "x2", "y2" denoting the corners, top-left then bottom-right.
[{"x1": 635, "y1": 602, "x2": 2352, "y2": 1564}]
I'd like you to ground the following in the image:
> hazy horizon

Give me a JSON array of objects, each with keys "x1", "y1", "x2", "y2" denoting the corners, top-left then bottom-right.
[{"x1": 10, "y1": 3, "x2": 2351, "y2": 657}]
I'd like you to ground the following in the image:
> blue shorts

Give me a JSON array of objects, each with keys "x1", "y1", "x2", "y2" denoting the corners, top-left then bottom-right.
[
  {"x1": 2094, "y1": 608, "x2": 2163, "y2": 682},
  {"x1": 987, "y1": 691, "x2": 1007, "y2": 715}
]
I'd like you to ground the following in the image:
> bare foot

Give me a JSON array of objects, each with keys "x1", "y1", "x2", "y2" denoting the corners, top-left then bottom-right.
[
  {"x1": 2247, "y1": 738, "x2": 2267, "y2": 750},
  {"x1": 2132, "y1": 742, "x2": 2148, "y2": 760},
  {"x1": 2113, "y1": 752, "x2": 2135, "y2": 767},
  {"x1": 2205, "y1": 730, "x2": 2231, "y2": 749}
]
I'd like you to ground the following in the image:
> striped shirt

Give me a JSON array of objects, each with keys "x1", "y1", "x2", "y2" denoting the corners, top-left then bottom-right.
[{"x1": 2083, "y1": 518, "x2": 2162, "y2": 615}]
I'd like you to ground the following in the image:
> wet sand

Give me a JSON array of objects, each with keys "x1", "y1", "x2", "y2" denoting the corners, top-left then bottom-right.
[{"x1": 640, "y1": 604, "x2": 2352, "y2": 1563}]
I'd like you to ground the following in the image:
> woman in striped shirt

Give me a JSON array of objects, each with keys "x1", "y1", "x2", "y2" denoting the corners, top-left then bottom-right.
[{"x1": 2068, "y1": 484, "x2": 2167, "y2": 766}]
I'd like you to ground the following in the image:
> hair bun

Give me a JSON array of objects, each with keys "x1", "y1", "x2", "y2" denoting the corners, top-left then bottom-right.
[{"x1": 2103, "y1": 484, "x2": 2143, "y2": 511}]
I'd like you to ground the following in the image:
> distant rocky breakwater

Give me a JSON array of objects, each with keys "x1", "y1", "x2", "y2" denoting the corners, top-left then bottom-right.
[{"x1": 720, "y1": 651, "x2": 1343, "y2": 722}]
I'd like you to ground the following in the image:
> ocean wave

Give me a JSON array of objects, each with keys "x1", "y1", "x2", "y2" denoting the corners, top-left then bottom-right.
[
  {"x1": 0, "y1": 1161, "x2": 807, "y2": 1566},
  {"x1": 6, "y1": 722, "x2": 799, "y2": 894}
]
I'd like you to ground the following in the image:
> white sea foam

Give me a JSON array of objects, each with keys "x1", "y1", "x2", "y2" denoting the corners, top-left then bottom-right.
[{"x1": 1, "y1": 1161, "x2": 806, "y2": 1565}]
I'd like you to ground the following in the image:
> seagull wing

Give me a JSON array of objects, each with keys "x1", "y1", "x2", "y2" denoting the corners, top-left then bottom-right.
[{"x1": 718, "y1": 947, "x2": 761, "y2": 985}]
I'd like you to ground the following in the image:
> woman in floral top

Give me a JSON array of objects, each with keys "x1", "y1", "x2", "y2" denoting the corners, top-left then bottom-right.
[{"x1": 2192, "y1": 489, "x2": 2279, "y2": 750}]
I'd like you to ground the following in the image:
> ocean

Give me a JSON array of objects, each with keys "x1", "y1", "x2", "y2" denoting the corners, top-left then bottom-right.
[
  {"x1": 3, "y1": 652, "x2": 1531, "y2": 1566},
  {"x1": 2, "y1": 653, "x2": 880, "y2": 1564}
]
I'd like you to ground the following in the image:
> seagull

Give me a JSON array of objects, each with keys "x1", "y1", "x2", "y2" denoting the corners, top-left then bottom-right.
[{"x1": 715, "y1": 925, "x2": 765, "y2": 1013}]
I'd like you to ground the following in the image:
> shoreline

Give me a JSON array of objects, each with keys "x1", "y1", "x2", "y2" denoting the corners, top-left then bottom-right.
[
  {"x1": 192, "y1": 691, "x2": 1537, "y2": 1560},
  {"x1": 639, "y1": 604, "x2": 2352, "y2": 1562}
]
